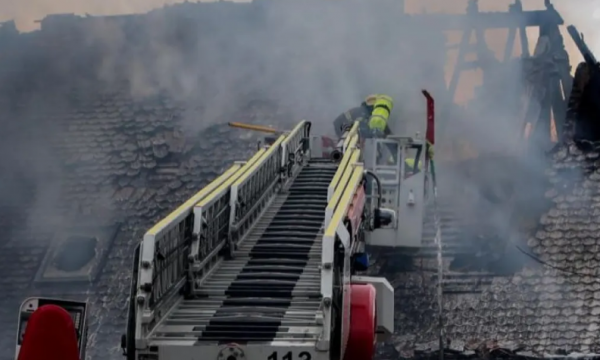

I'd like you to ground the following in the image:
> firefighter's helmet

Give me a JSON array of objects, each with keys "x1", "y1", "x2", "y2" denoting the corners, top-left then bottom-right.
[{"x1": 365, "y1": 94, "x2": 378, "y2": 106}]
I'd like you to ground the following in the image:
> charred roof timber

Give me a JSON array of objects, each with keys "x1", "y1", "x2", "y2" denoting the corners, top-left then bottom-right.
[
  {"x1": 445, "y1": 0, "x2": 570, "y2": 149},
  {"x1": 424, "y1": 1, "x2": 563, "y2": 30}
]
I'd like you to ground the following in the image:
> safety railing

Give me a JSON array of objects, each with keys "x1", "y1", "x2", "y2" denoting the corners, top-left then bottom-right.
[
  {"x1": 328, "y1": 134, "x2": 359, "y2": 201},
  {"x1": 188, "y1": 148, "x2": 269, "y2": 292},
  {"x1": 133, "y1": 119, "x2": 311, "y2": 347},
  {"x1": 228, "y1": 135, "x2": 284, "y2": 239},
  {"x1": 326, "y1": 148, "x2": 361, "y2": 228},
  {"x1": 135, "y1": 163, "x2": 245, "y2": 344},
  {"x1": 280, "y1": 120, "x2": 311, "y2": 171},
  {"x1": 124, "y1": 243, "x2": 140, "y2": 357},
  {"x1": 319, "y1": 162, "x2": 365, "y2": 351},
  {"x1": 229, "y1": 121, "x2": 310, "y2": 240},
  {"x1": 342, "y1": 121, "x2": 360, "y2": 153}
]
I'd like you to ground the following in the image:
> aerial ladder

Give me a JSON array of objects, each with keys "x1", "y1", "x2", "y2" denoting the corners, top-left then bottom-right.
[{"x1": 14, "y1": 92, "x2": 436, "y2": 360}]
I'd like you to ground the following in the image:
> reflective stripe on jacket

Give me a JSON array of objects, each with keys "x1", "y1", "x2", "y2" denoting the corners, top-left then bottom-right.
[{"x1": 368, "y1": 95, "x2": 394, "y2": 132}]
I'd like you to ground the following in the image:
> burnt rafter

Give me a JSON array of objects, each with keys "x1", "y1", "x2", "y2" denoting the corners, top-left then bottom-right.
[
  {"x1": 422, "y1": 5, "x2": 563, "y2": 31},
  {"x1": 446, "y1": 0, "x2": 570, "y2": 149},
  {"x1": 448, "y1": 0, "x2": 563, "y2": 98}
]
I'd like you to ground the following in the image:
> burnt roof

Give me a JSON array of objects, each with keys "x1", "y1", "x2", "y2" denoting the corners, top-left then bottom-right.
[
  {"x1": 0, "y1": 86, "x2": 260, "y2": 358},
  {"x1": 375, "y1": 143, "x2": 600, "y2": 359},
  {"x1": 0, "y1": 2, "x2": 583, "y2": 360}
]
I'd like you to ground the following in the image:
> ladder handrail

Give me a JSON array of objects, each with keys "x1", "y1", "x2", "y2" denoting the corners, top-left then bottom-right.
[
  {"x1": 134, "y1": 120, "x2": 313, "y2": 345},
  {"x1": 328, "y1": 134, "x2": 359, "y2": 201},
  {"x1": 325, "y1": 148, "x2": 361, "y2": 228},
  {"x1": 228, "y1": 135, "x2": 286, "y2": 230}
]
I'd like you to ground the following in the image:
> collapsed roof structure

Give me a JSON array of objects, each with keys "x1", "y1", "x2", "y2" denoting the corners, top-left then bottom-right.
[{"x1": 0, "y1": 0, "x2": 595, "y2": 359}]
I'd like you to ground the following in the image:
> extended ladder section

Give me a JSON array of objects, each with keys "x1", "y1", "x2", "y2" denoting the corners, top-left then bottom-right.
[{"x1": 128, "y1": 121, "x2": 369, "y2": 360}]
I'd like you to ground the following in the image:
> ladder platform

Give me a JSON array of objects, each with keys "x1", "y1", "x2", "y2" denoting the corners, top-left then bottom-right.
[{"x1": 148, "y1": 163, "x2": 338, "y2": 346}]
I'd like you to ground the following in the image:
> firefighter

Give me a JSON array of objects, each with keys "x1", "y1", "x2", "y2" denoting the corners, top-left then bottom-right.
[
  {"x1": 333, "y1": 95, "x2": 375, "y2": 137},
  {"x1": 367, "y1": 94, "x2": 394, "y2": 138},
  {"x1": 333, "y1": 94, "x2": 394, "y2": 138},
  {"x1": 404, "y1": 157, "x2": 420, "y2": 174},
  {"x1": 404, "y1": 157, "x2": 427, "y2": 179},
  {"x1": 566, "y1": 61, "x2": 600, "y2": 149}
]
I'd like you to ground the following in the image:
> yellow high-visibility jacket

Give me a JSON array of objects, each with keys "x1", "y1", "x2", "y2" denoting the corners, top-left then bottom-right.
[
  {"x1": 368, "y1": 95, "x2": 394, "y2": 133},
  {"x1": 404, "y1": 158, "x2": 422, "y2": 171}
]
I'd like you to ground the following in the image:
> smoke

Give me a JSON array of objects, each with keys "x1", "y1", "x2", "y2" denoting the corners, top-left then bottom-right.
[
  {"x1": 0, "y1": 0, "x2": 595, "y2": 276},
  {"x1": 0, "y1": 0, "x2": 588, "y2": 246},
  {"x1": 0, "y1": 1, "x2": 598, "y2": 357},
  {"x1": 555, "y1": 0, "x2": 600, "y2": 64}
]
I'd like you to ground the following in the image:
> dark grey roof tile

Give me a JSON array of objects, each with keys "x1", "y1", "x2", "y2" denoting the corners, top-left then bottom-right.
[{"x1": 125, "y1": 167, "x2": 141, "y2": 177}]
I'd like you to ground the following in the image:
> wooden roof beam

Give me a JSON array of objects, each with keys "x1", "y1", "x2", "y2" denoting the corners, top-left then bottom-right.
[{"x1": 417, "y1": 9, "x2": 563, "y2": 30}]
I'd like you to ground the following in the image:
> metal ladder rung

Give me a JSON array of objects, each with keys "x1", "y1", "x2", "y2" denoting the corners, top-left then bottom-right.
[
  {"x1": 193, "y1": 316, "x2": 319, "y2": 323},
  {"x1": 222, "y1": 258, "x2": 320, "y2": 265},
  {"x1": 210, "y1": 273, "x2": 320, "y2": 281},
  {"x1": 213, "y1": 270, "x2": 319, "y2": 276},
  {"x1": 175, "y1": 305, "x2": 315, "y2": 312},
  {"x1": 242, "y1": 240, "x2": 321, "y2": 246},
  {"x1": 196, "y1": 289, "x2": 322, "y2": 297},
  {"x1": 243, "y1": 249, "x2": 321, "y2": 259},
  {"x1": 157, "y1": 326, "x2": 321, "y2": 336},
  {"x1": 168, "y1": 314, "x2": 318, "y2": 322},
  {"x1": 247, "y1": 246, "x2": 321, "y2": 251},
  {"x1": 296, "y1": 172, "x2": 336, "y2": 177},
  {"x1": 195, "y1": 332, "x2": 318, "y2": 340},
  {"x1": 167, "y1": 316, "x2": 320, "y2": 324},
  {"x1": 282, "y1": 199, "x2": 327, "y2": 205},
  {"x1": 279, "y1": 205, "x2": 326, "y2": 211},
  {"x1": 261, "y1": 231, "x2": 321, "y2": 237},
  {"x1": 241, "y1": 251, "x2": 321, "y2": 257},
  {"x1": 215, "y1": 266, "x2": 319, "y2": 273},
  {"x1": 217, "y1": 263, "x2": 319, "y2": 270},
  {"x1": 284, "y1": 194, "x2": 328, "y2": 200},
  {"x1": 250, "y1": 225, "x2": 321, "y2": 232},
  {"x1": 242, "y1": 240, "x2": 321, "y2": 247},
  {"x1": 152, "y1": 335, "x2": 318, "y2": 342},
  {"x1": 288, "y1": 188, "x2": 328, "y2": 193},
  {"x1": 292, "y1": 181, "x2": 332, "y2": 187},
  {"x1": 180, "y1": 298, "x2": 321, "y2": 306},
  {"x1": 245, "y1": 253, "x2": 320, "y2": 259},
  {"x1": 271, "y1": 214, "x2": 324, "y2": 221},
  {"x1": 267, "y1": 219, "x2": 323, "y2": 226},
  {"x1": 270, "y1": 209, "x2": 324, "y2": 215},
  {"x1": 171, "y1": 311, "x2": 318, "y2": 319},
  {"x1": 246, "y1": 244, "x2": 317, "y2": 250},
  {"x1": 204, "y1": 281, "x2": 319, "y2": 288},
  {"x1": 248, "y1": 233, "x2": 321, "y2": 239},
  {"x1": 296, "y1": 171, "x2": 336, "y2": 175},
  {"x1": 207, "y1": 281, "x2": 321, "y2": 288},
  {"x1": 294, "y1": 174, "x2": 333, "y2": 179},
  {"x1": 241, "y1": 247, "x2": 322, "y2": 253},
  {"x1": 176, "y1": 307, "x2": 319, "y2": 314},
  {"x1": 289, "y1": 187, "x2": 328, "y2": 190},
  {"x1": 178, "y1": 305, "x2": 320, "y2": 311}
]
